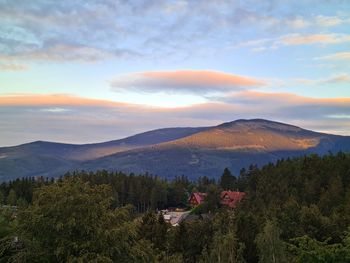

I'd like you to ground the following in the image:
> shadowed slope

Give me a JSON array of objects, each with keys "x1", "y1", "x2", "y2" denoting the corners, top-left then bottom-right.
[
  {"x1": 81, "y1": 119, "x2": 350, "y2": 179},
  {"x1": 0, "y1": 127, "x2": 207, "y2": 180}
]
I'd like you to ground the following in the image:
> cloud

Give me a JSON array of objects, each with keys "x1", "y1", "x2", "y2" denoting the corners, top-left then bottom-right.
[
  {"x1": 19, "y1": 44, "x2": 116, "y2": 62},
  {"x1": 110, "y1": 70, "x2": 264, "y2": 95},
  {"x1": 0, "y1": 63, "x2": 27, "y2": 71},
  {"x1": 0, "y1": 94, "x2": 139, "y2": 108},
  {"x1": 316, "y1": 52, "x2": 350, "y2": 60},
  {"x1": 280, "y1": 34, "x2": 350, "y2": 45},
  {"x1": 283, "y1": 15, "x2": 350, "y2": 29},
  {"x1": 40, "y1": 107, "x2": 70, "y2": 113},
  {"x1": 314, "y1": 15, "x2": 346, "y2": 27},
  {"x1": 0, "y1": 44, "x2": 138, "y2": 63},
  {"x1": 282, "y1": 15, "x2": 350, "y2": 29},
  {"x1": 237, "y1": 33, "x2": 350, "y2": 52},
  {"x1": 1, "y1": 92, "x2": 350, "y2": 146},
  {"x1": 251, "y1": 46, "x2": 267, "y2": 53},
  {"x1": 1, "y1": 1, "x2": 348, "y2": 63},
  {"x1": 0, "y1": 1, "x2": 156, "y2": 63},
  {"x1": 280, "y1": 74, "x2": 350, "y2": 86},
  {"x1": 326, "y1": 114, "x2": 350, "y2": 119},
  {"x1": 0, "y1": 93, "x2": 216, "y2": 146},
  {"x1": 209, "y1": 91, "x2": 350, "y2": 128},
  {"x1": 320, "y1": 74, "x2": 350, "y2": 84}
]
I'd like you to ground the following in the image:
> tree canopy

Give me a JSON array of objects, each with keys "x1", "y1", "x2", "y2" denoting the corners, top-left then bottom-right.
[{"x1": 1, "y1": 152, "x2": 350, "y2": 262}]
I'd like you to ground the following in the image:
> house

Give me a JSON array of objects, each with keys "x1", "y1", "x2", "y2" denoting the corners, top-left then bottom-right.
[
  {"x1": 220, "y1": 191, "x2": 246, "y2": 208},
  {"x1": 189, "y1": 191, "x2": 246, "y2": 209},
  {"x1": 188, "y1": 192, "x2": 207, "y2": 206}
]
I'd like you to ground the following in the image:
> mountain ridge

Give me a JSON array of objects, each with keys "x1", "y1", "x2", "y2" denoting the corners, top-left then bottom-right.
[{"x1": 1, "y1": 119, "x2": 350, "y2": 181}]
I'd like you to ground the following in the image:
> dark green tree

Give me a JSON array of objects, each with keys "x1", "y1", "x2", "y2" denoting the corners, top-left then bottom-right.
[
  {"x1": 206, "y1": 210, "x2": 245, "y2": 263},
  {"x1": 0, "y1": 191, "x2": 4, "y2": 205},
  {"x1": 202, "y1": 184, "x2": 221, "y2": 213},
  {"x1": 256, "y1": 220, "x2": 288, "y2": 263},
  {"x1": 220, "y1": 168, "x2": 237, "y2": 190},
  {"x1": 15, "y1": 177, "x2": 155, "y2": 262},
  {"x1": 6, "y1": 189, "x2": 16, "y2": 206},
  {"x1": 139, "y1": 211, "x2": 169, "y2": 251},
  {"x1": 289, "y1": 235, "x2": 349, "y2": 263}
]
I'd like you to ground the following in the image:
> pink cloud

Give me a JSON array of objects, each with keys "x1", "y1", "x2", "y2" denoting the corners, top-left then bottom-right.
[
  {"x1": 280, "y1": 33, "x2": 350, "y2": 45},
  {"x1": 111, "y1": 70, "x2": 264, "y2": 94},
  {"x1": 0, "y1": 94, "x2": 138, "y2": 108},
  {"x1": 141, "y1": 70, "x2": 263, "y2": 87},
  {"x1": 237, "y1": 33, "x2": 350, "y2": 52}
]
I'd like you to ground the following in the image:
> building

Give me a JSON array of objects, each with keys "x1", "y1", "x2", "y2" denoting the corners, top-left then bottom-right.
[
  {"x1": 188, "y1": 192, "x2": 207, "y2": 206},
  {"x1": 189, "y1": 191, "x2": 245, "y2": 209},
  {"x1": 161, "y1": 210, "x2": 191, "y2": 226},
  {"x1": 220, "y1": 191, "x2": 246, "y2": 208}
]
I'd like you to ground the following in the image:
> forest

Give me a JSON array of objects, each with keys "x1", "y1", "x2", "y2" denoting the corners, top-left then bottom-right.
[{"x1": 1, "y1": 152, "x2": 350, "y2": 262}]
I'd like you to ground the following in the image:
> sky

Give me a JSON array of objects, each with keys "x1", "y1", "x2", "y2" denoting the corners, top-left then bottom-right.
[{"x1": 0, "y1": 0, "x2": 350, "y2": 146}]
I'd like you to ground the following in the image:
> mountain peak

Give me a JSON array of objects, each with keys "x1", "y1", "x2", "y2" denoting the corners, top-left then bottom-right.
[
  {"x1": 217, "y1": 119, "x2": 304, "y2": 132},
  {"x1": 220, "y1": 118, "x2": 293, "y2": 125}
]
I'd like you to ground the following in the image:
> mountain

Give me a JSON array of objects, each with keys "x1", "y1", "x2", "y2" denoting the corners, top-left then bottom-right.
[
  {"x1": 0, "y1": 127, "x2": 207, "y2": 180},
  {"x1": 1, "y1": 119, "x2": 350, "y2": 181}
]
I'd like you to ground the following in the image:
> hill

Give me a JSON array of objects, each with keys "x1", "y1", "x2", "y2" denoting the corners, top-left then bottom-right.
[
  {"x1": 0, "y1": 127, "x2": 207, "y2": 180},
  {"x1": 81, "y1": 119, "x2": 350, "y2": 179},
  {"x1": 1, "y1": 119, "x2": 350, "y2": 181}
]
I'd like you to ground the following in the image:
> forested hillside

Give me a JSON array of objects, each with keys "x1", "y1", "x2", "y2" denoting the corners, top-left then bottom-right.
[
  {"x1": 2, "y1": 119, "x2": 350, "y2": 181},
  {"x1": 1, "y1": 152, "x2": 350, "y2": 262}
]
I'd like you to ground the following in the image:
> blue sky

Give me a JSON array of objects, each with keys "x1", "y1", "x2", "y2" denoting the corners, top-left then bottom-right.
[{"x1": 0, "y1": 0, "x2": 350, "y2": 146}]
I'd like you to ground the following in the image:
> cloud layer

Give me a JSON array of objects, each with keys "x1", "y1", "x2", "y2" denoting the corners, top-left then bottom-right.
[
  {"x1": 0, "y1": 94, "x2": 133, "y2": 107},
  {"x1": 1, "y1": 0, "x2": 349, "y2": 66},
  {"x1": 1, "y1": 92, "x2": 350, "y2": 146}
]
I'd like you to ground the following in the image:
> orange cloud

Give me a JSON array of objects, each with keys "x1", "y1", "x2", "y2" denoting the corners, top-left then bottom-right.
[
  {"x1": 0, "y1": 94, "x2": 135, "y2": 108},
  {"x1": 142, "y1": 70, "x2": 263, "y2": 87},
  {"x1": 0, "y1": 63, "x2": 27, "y2": 71},
  {"x1": 2, "y1": 92, "x2": 350, "y2": 112},
  {"x1": 239, "y1": 33, "x2": 350, "y2": 52},
  {"x1": 111, "y1": 70, "x2": 264, "y2": 94}
]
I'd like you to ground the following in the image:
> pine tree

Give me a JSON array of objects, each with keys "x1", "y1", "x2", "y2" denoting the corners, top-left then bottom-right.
[
  {"x1": 6, "y1": 189, "x2": 16, "y2": 206},
  {"x1": 154, "y1": 213, "x2": 169, "y2": 250},
  {"x1": 0, "y1": 190, "x2": 4, "y2": 205},
  {"x1": 207, "y1": 228, "x2": 246, "y2": 263},
  {"x1": 203, "y1": 184, "x2": 221, "y2": 213},
  {"x1": 256, "y1": 220, "x2": 288, "y2": 263},
  {"x1": 220, "y1": 168, "x2": 237, "y2": 190}
]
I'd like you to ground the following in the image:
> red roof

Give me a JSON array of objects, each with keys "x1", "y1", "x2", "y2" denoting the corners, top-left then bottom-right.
[
  {"x1": 189, "y1": 191, "x2": 245, "y2": 208},
  {"x1": 220, "y1": 191, "x2": 246, "y2": 208},
  {"x1": 189, "y1": 192, "x2": 207, "y2": 205}
]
